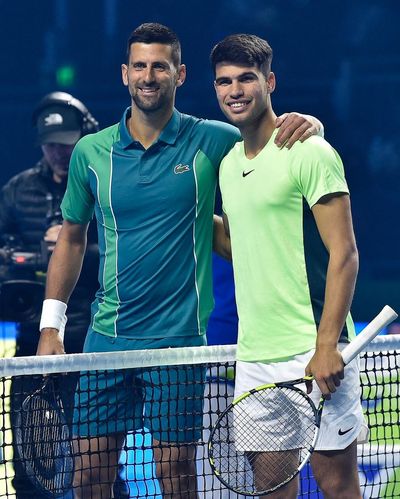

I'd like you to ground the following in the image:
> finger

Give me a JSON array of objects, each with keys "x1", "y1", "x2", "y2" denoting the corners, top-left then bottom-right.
[
  {"x1": 275, "y1": 113, "x2": 288, "y2": 127},
  {"x1": 316, "y1": 379, "x2": 331, "y2": 400},
  {"x1": 274, "y1": 115, "x2": 297, "y2": 146},
  {"x1": 285, "y1": 124, "x2": 313, "y2": 150},
  {"x1": 305, "y1": 378, "x2": 313, "y2": 394},
  {"x1": 333, "y1": 374, "x2": 342, "y2": 387},
  {"x1": 275, "y1": 116, "x2": 308, "y2": 148},
  {"x1": 325, "y1": 376, "x2": 338, "y2": 394},
  {"x1": 298, "y1": 126, "x2": 316, "y2": 143}
]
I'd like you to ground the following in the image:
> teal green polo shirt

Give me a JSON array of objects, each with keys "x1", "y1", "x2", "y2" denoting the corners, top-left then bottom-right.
[{"x1": 61, "y1": 107, "x2": 240, "y2": 341}]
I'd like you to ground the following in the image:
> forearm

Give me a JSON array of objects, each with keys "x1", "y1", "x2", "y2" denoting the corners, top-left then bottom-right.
[
  {"x1": 37, "y1": 222, "x2": 88, "y2": 355},
  {"x1": 213, "y1": 214, "x2": 231, "y2": 261},
  {"x1": 45, "y1": 224, "x2": 87, "y2": 303},
  {"x1": 316, "y1": 247, "x2": 358, "y2": 348}
]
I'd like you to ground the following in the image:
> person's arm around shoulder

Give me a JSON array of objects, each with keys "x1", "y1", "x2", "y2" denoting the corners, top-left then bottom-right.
[
  {"x1": 305, "y1": 193, "x2": 358, "y2": 398},
  {"x1": 275, "y1": 113, "x2": 324, "y2": 149},
  {"x1": 36, "y1": 220, "x2": 89, "y2": 355},
  {"x1": 213, "y1": 213, "x2": 231, "y2": 261}
]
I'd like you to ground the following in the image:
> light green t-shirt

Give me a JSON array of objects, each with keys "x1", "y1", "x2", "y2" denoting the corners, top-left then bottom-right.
[{"x1": 220, "y1": 130, "x2": 355, "y2": 363}]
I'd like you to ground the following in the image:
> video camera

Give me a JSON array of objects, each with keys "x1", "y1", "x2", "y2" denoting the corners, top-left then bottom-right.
[{"x1": 0, "y1": 241, "x2": 49, "y2": 272}]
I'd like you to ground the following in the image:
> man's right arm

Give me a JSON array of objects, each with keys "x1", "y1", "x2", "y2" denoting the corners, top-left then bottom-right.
[{"x1": 36, "y1": 220, "x2": 89, "y2": 355}]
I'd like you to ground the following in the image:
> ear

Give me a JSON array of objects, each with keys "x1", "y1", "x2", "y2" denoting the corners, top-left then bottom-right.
[
  {"x1": 121, "y1": 64, "x2": 128, "y2": 87},
  {"x1": 176, "y1": 64, "x2": 186, "y2": 87},
  {"x1": 267, "y1": 72, "x2": 276, "y2": 94}
]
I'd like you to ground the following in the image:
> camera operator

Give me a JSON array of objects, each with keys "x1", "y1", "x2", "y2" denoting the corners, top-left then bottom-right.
[{"x1": 0, "y1": 92, "x2": 128, "y2": 499}]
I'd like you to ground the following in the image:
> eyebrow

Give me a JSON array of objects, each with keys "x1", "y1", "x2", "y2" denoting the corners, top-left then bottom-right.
[
  {"x1": 130, "y1": 60, "x2": 169, "y2": 67},
  {"x1": 215, "y1": 71, "x2": 257, "y2": 84}
]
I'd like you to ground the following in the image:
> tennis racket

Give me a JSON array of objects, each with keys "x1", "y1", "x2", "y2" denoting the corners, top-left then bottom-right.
[
  {"x1": 208, "y1": 305, "x2": 398, "y2": 496},
  {"x1": 14, "y1": 375, "x2": 74, "y2": 497}
]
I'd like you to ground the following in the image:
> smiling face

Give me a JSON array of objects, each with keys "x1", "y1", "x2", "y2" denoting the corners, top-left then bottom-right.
[
  {"x1": 214, "y1": 62, "x2": 275, "y2": 130},
  {"x1": 121, "y1": 42, "x2": 186, "y2": 115}
]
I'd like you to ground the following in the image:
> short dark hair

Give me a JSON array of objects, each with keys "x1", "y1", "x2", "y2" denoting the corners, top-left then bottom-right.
[
  {"x1": 126, "y1": 23, "x2": 181, "y2": 67},
  {"x1": 210, "y1": 34, "x2": 273, "y2": 76}
]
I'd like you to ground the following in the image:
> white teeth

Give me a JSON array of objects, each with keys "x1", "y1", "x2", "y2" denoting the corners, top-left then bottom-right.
[{"x1": 230, "y1": 102, "x2": 246, "y2": 108}]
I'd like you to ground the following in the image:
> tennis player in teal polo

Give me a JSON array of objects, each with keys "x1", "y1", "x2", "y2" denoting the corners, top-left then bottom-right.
[{"x1": 36, "y1": 23, "x2": 323, "y2": 498}]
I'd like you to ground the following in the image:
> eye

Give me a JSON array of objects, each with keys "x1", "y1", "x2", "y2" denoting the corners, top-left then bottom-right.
[
  {"x1": 240, "y1": 74, "x2": 256, "y2": 82},
  {"x1": 132, "y1": 62, "x2": 146, "y2": 69},
  {"x1": 216, "y1": 79, "x2": 231, "y2": 86},
  {"x1": 153, "y1": 63, "x2": 167, "y2": 71}
]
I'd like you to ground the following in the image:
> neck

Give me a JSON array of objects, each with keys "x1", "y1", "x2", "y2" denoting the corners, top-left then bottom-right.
[
  {"x1": 241, "y1": 108, "x2": 277, "y2": 159},
  {"x1": 128, "y1": 102, "x2": 174, "y2": 149}
]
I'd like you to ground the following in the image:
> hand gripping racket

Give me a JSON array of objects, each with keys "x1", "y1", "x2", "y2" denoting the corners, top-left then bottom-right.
[
  {"x1": 208, "y1": 305, "x2": 398, "y2": 496},
  {"x1": 14, "y1": 376, "x2": 74, "y2": 497}
]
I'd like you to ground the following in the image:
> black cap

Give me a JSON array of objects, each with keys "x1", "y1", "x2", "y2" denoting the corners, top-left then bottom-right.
[{"x1": 35, "y1": 104, "x2": 82, "y2": 145}]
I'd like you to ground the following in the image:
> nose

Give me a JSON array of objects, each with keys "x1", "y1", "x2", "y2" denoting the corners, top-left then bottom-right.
[
  {"x1": 230, "y1": 81, "x2": 244, "y2": 98},
  {"x1": 142, "y1": 66, "x2": 155, "y2": 84}
]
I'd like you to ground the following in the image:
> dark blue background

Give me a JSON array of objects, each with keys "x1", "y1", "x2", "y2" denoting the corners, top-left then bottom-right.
[{"x1": 0, "y1": 0, "x2": 399, "y2": 320}]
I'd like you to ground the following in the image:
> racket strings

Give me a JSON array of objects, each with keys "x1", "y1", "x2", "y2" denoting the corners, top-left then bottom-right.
[
  {"x1": 17, "y1": 387, "x2": 74, "y2": 495},
  {"x1": 210, "y1": 386, "x2": 317, "y2": 495}
]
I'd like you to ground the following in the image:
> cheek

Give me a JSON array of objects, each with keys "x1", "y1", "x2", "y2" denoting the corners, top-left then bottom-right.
[{"x1": 215, "y1": 89, "x2": 226, "y2": 104}]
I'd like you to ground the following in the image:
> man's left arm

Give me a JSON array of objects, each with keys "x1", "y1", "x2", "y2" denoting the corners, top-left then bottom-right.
[
  {"x1": 305, "y1": 193, "x2": 359, "y2": 398},
  {"x1": 213, "y1": 214, "x2": 231, "y2": 261},
  {"x1": 275, "y1": 113, "x2": 324, "y2": 149}
]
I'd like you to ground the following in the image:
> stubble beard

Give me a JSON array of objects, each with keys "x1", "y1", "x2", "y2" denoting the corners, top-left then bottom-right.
[{"x1": 131, "y1": 87, "x2": 169, "y2": 113}]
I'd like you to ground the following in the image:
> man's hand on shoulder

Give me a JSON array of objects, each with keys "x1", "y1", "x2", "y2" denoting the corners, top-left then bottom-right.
[
  {"x1": 36, "y1": 328, "x2": 65, "y2": 355},
  {"x1": 275, "y1": 113, "x2": 324, "y2": 149}
]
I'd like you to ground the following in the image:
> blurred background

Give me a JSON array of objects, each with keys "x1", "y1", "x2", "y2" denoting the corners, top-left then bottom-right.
[{"x1": 0, "y1": 0, "x2": 399, "y2": 321}]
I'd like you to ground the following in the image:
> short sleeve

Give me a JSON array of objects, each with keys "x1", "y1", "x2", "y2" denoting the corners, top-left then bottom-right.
[
  {"x1": 289, "y1": 137, "x2": 349, "y2": 208},
  {"x1": 61, "y1": 138, "x2": 95, "y2": 224},
  {"x1": 198, "y1": 120, "x2": 241, "y2": 171}
]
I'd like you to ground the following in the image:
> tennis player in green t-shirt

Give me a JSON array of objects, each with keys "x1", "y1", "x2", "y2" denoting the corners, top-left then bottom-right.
[{"x1": 211, "y1": 34, "x2": 367, "y2": 499}]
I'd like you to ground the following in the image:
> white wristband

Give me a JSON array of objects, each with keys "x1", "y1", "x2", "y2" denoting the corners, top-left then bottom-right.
[
  {"x1": 39, "y1": 299, "x2": 68, "y2": 340},
  {"x1": 58, "y1": 314, "x2": 68, "y2": 341}
]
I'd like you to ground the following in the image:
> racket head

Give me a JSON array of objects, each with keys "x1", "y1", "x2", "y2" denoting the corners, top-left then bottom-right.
[
  {"x1": 208, "y1": 382, "x2": 320, "y2": 496},
  {"x1": 14, "y1": 376, "x2": 74, "y2": 497}
]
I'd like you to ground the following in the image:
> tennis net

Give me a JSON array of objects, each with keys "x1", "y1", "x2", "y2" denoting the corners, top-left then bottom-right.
[{"x1": 0, "y1": 335, "x2": 399, "y2": 498}]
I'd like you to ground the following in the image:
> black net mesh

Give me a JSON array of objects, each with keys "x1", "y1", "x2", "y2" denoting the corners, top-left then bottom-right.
[{"x1": 0, "y1": 340, "x2": 399, "y2": 498}]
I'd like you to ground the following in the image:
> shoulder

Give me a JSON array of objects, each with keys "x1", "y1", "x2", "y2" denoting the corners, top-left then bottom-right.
[
  {"x1": 288, "y1": 136, "x2": 341, "y2": 163},
  {"x1": 180, "y1": 113, "x2": 241, "y2": 142},
  {"x1": 73, "y1": 123, "x2": 120, "y2": 154},
  {"x1": 220, "y1": 141, "x2": 244, "y2": 166}
]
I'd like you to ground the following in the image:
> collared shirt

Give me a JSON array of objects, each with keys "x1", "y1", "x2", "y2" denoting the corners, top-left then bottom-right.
[{"x1": 62, "y1": 107, "x2": 240, "y2": 341}]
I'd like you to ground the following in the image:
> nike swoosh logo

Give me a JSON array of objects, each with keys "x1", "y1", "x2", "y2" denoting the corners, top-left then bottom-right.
[
  {"x1": 242, "y1": 169, "x2": 255, "y2": 177},
  {"x1": 338, "y1": 427, "x2": 353, "y2": 436}
]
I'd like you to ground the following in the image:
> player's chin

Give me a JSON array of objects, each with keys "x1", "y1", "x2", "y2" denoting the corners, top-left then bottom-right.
[{"x1": 224, "y1": 110, "x2": 250, "y2": 127}]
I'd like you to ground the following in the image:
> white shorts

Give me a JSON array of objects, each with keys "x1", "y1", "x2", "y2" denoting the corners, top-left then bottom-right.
[{"x1": 235, "y1": 347, "x2": 369, "y2": 451}]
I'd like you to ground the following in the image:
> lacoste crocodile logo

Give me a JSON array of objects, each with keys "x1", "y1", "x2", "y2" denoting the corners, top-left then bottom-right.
[{"x1": 174, "y1": 164, "x2": 190, "y2": 174}]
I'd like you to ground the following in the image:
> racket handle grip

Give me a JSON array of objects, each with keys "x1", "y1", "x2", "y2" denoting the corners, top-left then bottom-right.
[{"x1": 342, "y1": 305, "x2": 398, "y2": 365}]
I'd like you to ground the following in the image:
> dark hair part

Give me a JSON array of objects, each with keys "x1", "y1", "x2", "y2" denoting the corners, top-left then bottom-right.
[
  {"x1": 126, "y1": 23, "x2": 181, "y2": 67},
  {"x1": 210, "y1": 34, "x2": 273, "y2": 76}
]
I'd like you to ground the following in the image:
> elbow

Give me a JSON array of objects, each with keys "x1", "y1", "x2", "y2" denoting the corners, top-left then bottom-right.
[
  {"x1": 342, "y1": 243, "x2": 359, "y2": 277},
  {"x1": 329, "y1": 242, "x2": 359, "y2": 276}
]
